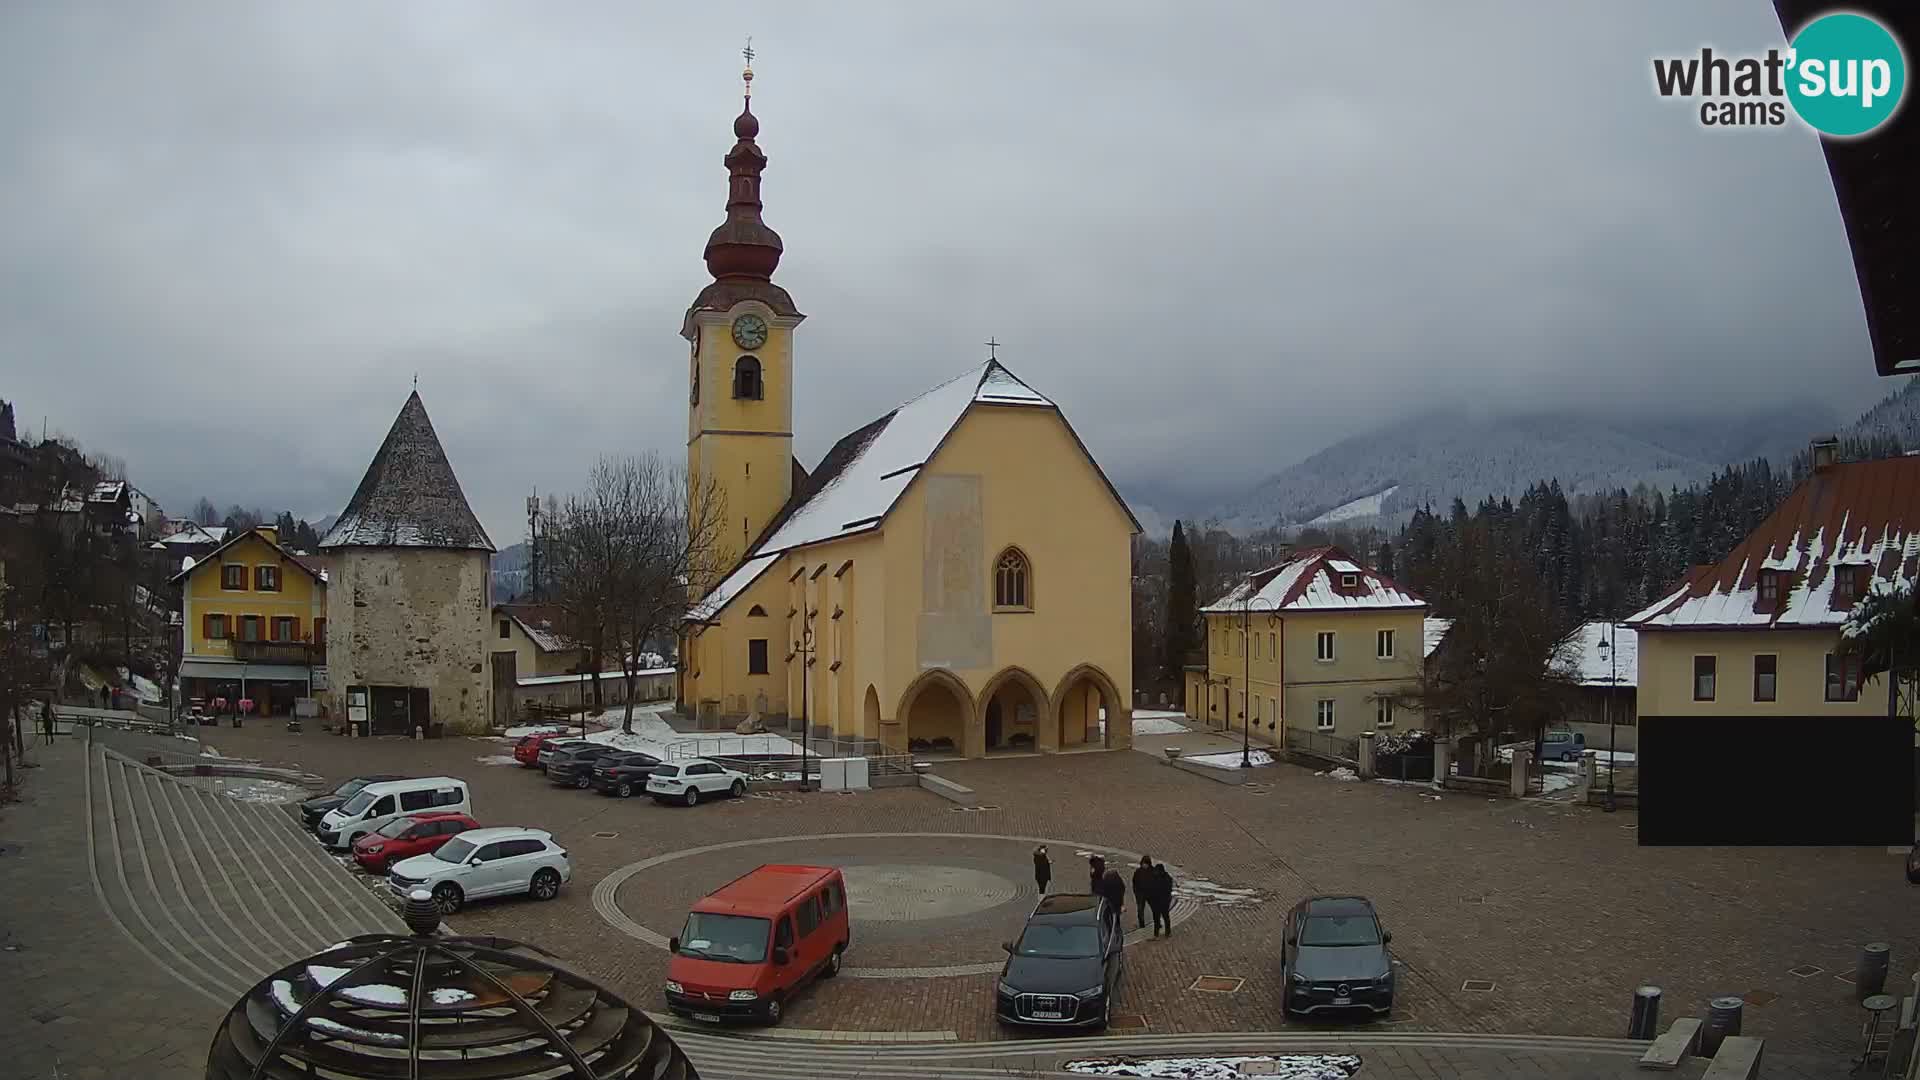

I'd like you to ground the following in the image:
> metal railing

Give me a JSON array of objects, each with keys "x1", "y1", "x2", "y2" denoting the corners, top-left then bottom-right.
[{"x1": 1283, "y1": 727, "x2": 1359, "y2": 766}]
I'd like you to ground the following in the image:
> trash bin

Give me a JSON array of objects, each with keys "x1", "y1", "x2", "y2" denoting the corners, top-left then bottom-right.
[
  {"x1": 1858, "y1": 943, "x2": 1892, "y2": 1001},
  {"x1": 1700, "y1": 996, "x2": 1743, "y2": 1056},
  {"x1": 1628, "y1": 985, "x2": 1662, "y2": 1040}
]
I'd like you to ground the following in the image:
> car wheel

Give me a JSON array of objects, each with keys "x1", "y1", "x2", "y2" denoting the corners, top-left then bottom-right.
[
  {"x1": 574, "y1": 775, "x2": 591, "y2": 789},
  {"x1": 431, "y1": 882, "x2": 463, "y2": 914},
  {"x1": 1562, "y1": 751, "x2": 1577, "y2": 762},
  {"x1": 530, "y1": 868, "x2": 561, "y2": 901},
  {"x1": 730, "y1": 779, "x2": 747, "y2": 798},
  {"x1": 616, "y1": 780, "x2": 633, "y2": 798},
  {"x1": 823, "y1": 947, "x2": 843, "y2": 978},
  {"x1": 762, "y1": 997, "x2": 782, "y2": 1025},
  {"x1": 683, "y1": 786, "x2": 700, "y2": 807}
]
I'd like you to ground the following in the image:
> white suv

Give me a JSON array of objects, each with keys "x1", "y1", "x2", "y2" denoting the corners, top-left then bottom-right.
[
  {"x1": 387, "y1": 826, "x2": 570, "y2": 914},
  {"x1": 646, "y1": 758, "x2": 749, "y2": 806}
]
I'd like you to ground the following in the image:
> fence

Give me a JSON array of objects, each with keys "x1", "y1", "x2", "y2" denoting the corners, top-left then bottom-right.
[
  {"x1": 1284, "y1": 727, "x2": 1360, "y2": 767},
  {"x1": 1374, "y1": 749, "x2": 1435, "y2": 782}
]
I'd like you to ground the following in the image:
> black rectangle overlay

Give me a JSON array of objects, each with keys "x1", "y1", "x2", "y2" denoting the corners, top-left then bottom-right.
[{"x1": 1638, "y1": 715, "x2": 1914, "y2": 846}]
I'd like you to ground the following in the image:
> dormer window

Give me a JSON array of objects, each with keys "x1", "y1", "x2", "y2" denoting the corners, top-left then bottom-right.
[
  {"x1": 1340, "y1": 573, "x2": 1359, "y2": 589},
  {"x1": 1833, "y1": 565, "x2": 1866, "y2": 607},
  {"x1": 1757, "y1": 570, "x2": 1781, "y2": 608},
  {"x1": 733, "y1": 356, "x2": 763, "y2": 400}
]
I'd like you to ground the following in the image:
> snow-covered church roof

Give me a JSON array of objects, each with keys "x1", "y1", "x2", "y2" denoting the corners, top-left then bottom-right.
[
  {"x1": 321, "y1": 391, "x2": 494, "y2": 552},
  {"x1": 688, "y1": 359, "x2": 1136, "y2": 622}
]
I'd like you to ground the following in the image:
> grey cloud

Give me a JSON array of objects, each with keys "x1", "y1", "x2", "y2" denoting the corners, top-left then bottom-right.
[{"x1": 0, "y1": 2, "x2": 1885, "y2": 538}]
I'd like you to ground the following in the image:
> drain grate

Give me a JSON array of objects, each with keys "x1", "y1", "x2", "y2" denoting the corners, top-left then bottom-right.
[
  {"x1": 1189, "y1": 975, "x2": 1244, "y2": 993},
  {"x1": 1789, "y1": 965, "x2": 1824, "y2": 978},
  {"x1": 592, "y1": 831, "x2": 619, "y2": 839},
  {"x1": 1744, "y1": 990, "x2": 1778, "y2": 1007},
  {"x1": 1461, "y1": 979, "x2": 1497, "y2": 992}
]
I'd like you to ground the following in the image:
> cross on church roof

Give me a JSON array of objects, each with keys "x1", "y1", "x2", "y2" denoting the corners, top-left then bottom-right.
[{"x1": 985, "y1": 337, "x2": 1001, "y2": 360}]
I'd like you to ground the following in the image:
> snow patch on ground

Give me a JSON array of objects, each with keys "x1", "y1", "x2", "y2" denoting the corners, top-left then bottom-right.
[
  {"x1": 1066, "y1": 1054, "x2": 1361, "y2": 1079},
  {"x1": 473, "y1": 754, "x2": 520, "y2": 766},
  {"x1": 213, "y1": 778, "x2": 309, "y2": 804},
  {"x1": 1172, "y1": 877, "x2": 1265, "y2": 908},
  {"x1": 1187, "y1": 750, "x2": 1275, "y2": 769},
  {"x1": 1316, "y1": 766, "x2": 1359, "y2": 782},
  {"x1": 502, "y1": 724, "x2": 574, "y2": 738},
  {"x1": 1131, "y1": 713, "x2": 1192, "y2": 736}
]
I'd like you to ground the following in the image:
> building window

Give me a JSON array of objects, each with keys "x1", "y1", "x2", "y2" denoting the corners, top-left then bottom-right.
[
  {"x1": 733, "y1": 356, "x2": 764, "y2": 400},
  {"x1": 204, "y1": 613, "x2": 228, "y2": 640},
  {"x1": 1316, "y1": 699, "x2": 1336, "y2": 731},
  {"x1": 1756, "y1": 570, "x2": 1779, "y2": 607},
  {"x1": 270, "y1": 616, "x2": 297, "y2": 643},
  {"x1": 1826, "y1": 653, "x2": 1863, "y2": 702},
  {"x1": 1251, "y1": 634, "x2": 1260, "y2": 660},
  {"x1": 498, "y1": 619, "x2": 511, "y2": 639},
  {"x1": 1692, "y1": 655, "x2": 1716, "y2": 701},
  {"x1": 994, "y1": 548, "x2": 1031, "y2": 610},
  {"x1": 1750, "y1": 654, "x2": 1778, "y2": 702},
  {"x1": 1834, "y1": 565, "x2": 1864, "y2": 607},
  {"x1": 239, "y1": 615, "x2": 262, "y2": 643},
  {"x1": 1376, "y1": 629, "x2": 1395, "y2": 659},
  {"x1": 1268, "y1": 631, "x2": 1276, "y2": 659},
  {"x1": 1375, "y1": 697, "x2": 1394, "y2": 727},
  {"x1": 1316, "y1": 631, "x2": 1336, "y2": 662},
  {"x1": 221, "y1": 564, "x2": 246, "y2": 590},
  {"x1": 255, "y1": 565, "x2": 280, "y2": 592},
  {"x1": 748, "y1": 638, "x2": 769, "y2": 675},
  {"x1": 1340, "y1": 573, "x2": 1359, "y2": 588},
  {"x1": 1268, "y1": 696, "x2": 1277, "y2": 726}
]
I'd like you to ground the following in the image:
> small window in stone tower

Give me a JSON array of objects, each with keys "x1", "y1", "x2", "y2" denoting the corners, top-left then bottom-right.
[
  {"x1": 994, "y1": 548, "x2": 1031, "y2": 610},
  {"x1": 733, "y1": 356, "x2": 763, "y2": 400}
]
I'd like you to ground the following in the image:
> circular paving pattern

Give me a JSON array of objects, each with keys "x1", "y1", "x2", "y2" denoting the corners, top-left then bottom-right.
[
  {"x1": 840, "y1": 864, "x2": 1022, "y2": 922},
  {"x1": 592, "y1": 831, "x2": 1200, "y2": 979}
]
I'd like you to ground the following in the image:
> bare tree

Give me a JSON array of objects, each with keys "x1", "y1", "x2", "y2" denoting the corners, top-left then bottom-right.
[
  {"x1": 547, "y1": 455, "x2": 728, "y2": 734},
  {"x1": 191, "y1": 497, "x2": 220, "y2": 526}
]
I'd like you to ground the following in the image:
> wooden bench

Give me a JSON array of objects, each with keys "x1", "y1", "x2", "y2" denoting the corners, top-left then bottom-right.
[
  {"x1": 1700, "y1": 1036, "x2": 1763, "y2": 1080},
  {"x1": 1637, "y1": 1018, "x2": 1701, "y2": 1070}
]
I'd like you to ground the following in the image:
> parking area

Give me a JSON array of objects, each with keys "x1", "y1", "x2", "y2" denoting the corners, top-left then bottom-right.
[{"x1": 205, "y1": 717, "x2": 1917, "y2": 1057}]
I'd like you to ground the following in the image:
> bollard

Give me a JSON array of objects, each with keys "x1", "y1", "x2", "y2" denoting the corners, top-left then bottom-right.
[
  {"x1": 1699, "y1": 996, "x2": 1743, "y2": 1056},
  {"x1": 1628, "y1": 985, "x2": 1662, "y2": 1040},
  {"x1": 414, "y1": 725, "x2": 424, "y2": 741},
  {"x1": 1858, "y1": 942, "x2": 1891, "y2": 1001}
]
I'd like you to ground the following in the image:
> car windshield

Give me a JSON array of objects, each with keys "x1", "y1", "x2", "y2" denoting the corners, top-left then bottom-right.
[
  {"x1": 677, "y1": 913, "x2": 770, "y2": 963},
  {"x1": 653, "y1": 765, "x2": 680, "y2": 777},
  {"x1": 375, "y1": 817, "x2": 418, "y2": 839},
  {"x1": 339, "y1": 790, "x2": 377, "y2": 815},
  {"x1": 333, "y1": 778, "x2": 370, "y2": 798},
  {"x1": 1014, "y1": 923, "x2": 1101, "y2": 959},
  {"x1": 1300, "y1": 914, "x2": 1381, "y2": 947},
  {"x1": 434, "y1": 837, "x2": 478, "y2": 864}
]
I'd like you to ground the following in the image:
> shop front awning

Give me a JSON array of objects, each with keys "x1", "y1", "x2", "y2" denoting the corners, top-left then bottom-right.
[{"x1": 178, "y1": 660, "x2": 314, "y2": 682}]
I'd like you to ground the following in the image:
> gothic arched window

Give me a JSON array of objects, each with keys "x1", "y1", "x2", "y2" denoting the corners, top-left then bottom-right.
[
  {"x1": 733, "y1": 356, "x2": 763, "y2": 400},
  {"x1": 994, "y1": 548, "x2": 1031, "y2": 611}
]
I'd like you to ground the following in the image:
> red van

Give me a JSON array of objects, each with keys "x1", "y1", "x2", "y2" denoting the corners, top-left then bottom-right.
[{"x1": 664, "y1": 864, "x2": 850, "y2": 1025}]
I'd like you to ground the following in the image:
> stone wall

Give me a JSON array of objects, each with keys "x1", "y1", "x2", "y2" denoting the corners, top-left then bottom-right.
[{"x1": 326, "y1": 547, "x2": 491, "y2": 734}]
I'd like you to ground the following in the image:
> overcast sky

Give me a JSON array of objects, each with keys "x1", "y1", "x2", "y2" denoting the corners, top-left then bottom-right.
[{"x1": 0, "y1": 2, "x2": 1889, "y2": 543}]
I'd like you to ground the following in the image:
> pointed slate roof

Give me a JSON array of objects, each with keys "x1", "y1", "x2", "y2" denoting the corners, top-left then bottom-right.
[{"x1": 320, "y1": 391, "x2": 495, "y2": 551}]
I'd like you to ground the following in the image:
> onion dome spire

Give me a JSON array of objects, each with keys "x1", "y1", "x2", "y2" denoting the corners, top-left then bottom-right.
[{"x1": 704, "y1": 38, "x2": 783, "y2": 282}]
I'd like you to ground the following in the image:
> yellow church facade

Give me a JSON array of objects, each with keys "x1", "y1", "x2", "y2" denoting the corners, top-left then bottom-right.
[{"x1": 676, "y1": 66, "x2": 1138, "y2": 758}]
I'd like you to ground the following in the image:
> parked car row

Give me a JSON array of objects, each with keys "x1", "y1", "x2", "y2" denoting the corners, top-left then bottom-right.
[
  {"x1": 510, "y1": 730, "x2": 753, "y2": 806},
  {"x1": 298, "y1": 774, "x2": 572, "y2": 915}
]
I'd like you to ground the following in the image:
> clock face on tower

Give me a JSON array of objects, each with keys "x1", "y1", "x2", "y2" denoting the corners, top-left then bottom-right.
[{"x1": 731, "y1": 313, "x2": 769, "y2": 350}]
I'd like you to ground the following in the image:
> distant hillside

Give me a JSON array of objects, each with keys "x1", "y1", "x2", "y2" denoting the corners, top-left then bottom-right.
[
  {"x1": 1844, "y1": 376, "x2": 1920, "y2": 446},
  {"x1": 1208, "y1": 400, "x2": 1839, "y2": 534},
  {"x1": 491, "y1": 541, "x2": 529, "y2": 603}
]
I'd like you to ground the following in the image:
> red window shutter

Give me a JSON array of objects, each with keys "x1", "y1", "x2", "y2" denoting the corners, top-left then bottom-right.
[{"x1": 203, "y1": 613, "x2": 212, "y2": 640}]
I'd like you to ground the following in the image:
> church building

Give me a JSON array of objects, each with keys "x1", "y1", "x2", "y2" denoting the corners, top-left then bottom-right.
[{"x1": 678, "y1": 59, "x2": 1139, "y2": 758}]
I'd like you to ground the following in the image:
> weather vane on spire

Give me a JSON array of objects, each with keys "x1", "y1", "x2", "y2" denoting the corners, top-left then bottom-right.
[{"x1": 742, "y1": 36, "x2": 755, "y2": 98}]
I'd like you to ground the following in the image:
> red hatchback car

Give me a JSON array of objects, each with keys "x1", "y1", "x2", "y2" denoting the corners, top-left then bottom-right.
[
  {"x1": 350, "y1": 812, "x2": 480, "y2": 873},
  {"x1": 513, "y1": 730, "x2": 574, "y2": 768}
]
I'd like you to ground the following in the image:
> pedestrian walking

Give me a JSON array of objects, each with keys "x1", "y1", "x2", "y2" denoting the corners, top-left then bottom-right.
[
  {"x1": 99, "y1": 685, "x2": 110, "y2": 709},
  {"x1": 1132, "y1": 856, "x2": 1156, "y2": 930},
  {"x1": 1033, "y1": 845, "x2": 1052, "y2": 894},
  {"x1": 1149, "y1": 862, "x2": 1175, "y2": 937},
  {"x1": 1087, "y1": 854, "x2": 1106, "y2": 895},
  {"x1": 1099, "y1": 868, "x2": 1126, "y2": 934},
  {"x1": 41, "y1": 705, "x2": 56, "y2": 745}
]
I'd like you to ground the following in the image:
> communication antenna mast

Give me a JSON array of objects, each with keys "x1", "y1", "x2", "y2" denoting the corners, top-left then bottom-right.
[{"x1": 526, "y1": 491, "x2": 542, "y2": 601}]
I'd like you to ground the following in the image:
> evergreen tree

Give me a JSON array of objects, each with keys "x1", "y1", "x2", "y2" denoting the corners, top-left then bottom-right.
[{"x1": 1163, "y1": 520, "x2": 1198, "y2": 700}]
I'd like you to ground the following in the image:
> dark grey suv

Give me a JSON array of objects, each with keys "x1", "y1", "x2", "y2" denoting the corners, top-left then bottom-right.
[
  {"x1": 1280, "y1": 895, "x2": 1395, "y2": 1018},
  {"x1": 994, "y1": 894, "x2": 1124, "y2": 1029}
]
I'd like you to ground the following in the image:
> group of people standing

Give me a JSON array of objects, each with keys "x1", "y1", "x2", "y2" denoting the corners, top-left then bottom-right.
[{"x1": 1031, "y1": 845, "x2": 1175, "y2": 937}]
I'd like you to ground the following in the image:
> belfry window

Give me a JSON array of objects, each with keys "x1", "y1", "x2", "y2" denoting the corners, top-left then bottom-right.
[{"x1": 733, "y1": 356, "x2": 763, "y2": 400}]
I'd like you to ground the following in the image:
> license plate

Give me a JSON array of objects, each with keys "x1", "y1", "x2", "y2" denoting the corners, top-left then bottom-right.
[
  {"x1": 1332, "y1": 996, "x2": 1351, "y2": 1006},
  {"x1": 1034, "y1": 1010, "x2": 1064, "y2": 1019},
  {"x1": 693, "y1": 1012, "x2": 721, "y2": 1023}
]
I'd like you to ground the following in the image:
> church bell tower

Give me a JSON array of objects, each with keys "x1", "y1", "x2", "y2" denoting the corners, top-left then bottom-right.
[{"x1": 684, "y1": 42, "x2": 805, "y2": 564}]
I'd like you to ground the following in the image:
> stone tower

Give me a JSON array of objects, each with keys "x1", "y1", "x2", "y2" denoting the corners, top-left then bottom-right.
[{"x1": 321, "y1": 391, "x2": 496, "y2": 735}]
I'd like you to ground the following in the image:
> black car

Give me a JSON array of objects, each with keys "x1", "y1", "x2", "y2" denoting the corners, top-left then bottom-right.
[
  {"x1": 1280, "y1": 895, "x2": 1395, "y2": 1018},
  {"x1": 300, "y1": 775, "x2": 408, "y2": 831},
  {"x1": 590, "y1": 751, "x2": 665, "y2": 797},
  {"x1": 535, "y1": 739, "x2": 592, "y2": 773},
  {"x1": 994, "y1": 894, "x2": 1123, "y2": 1029},
  {"x1": 546, "y1": 744, "x2": 623, "y2": 788}
]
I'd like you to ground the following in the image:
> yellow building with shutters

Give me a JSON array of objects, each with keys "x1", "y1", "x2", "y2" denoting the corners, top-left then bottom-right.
[
  {"x1": 676, "y1": 70, "x2": 1139, "y2": 758},
  {"x1": 172, "y1": 525, "x2": 327, "y2": 717}
]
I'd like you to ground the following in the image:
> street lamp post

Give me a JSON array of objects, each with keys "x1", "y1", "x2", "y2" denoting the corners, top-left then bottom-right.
[
  {"x1": 1599, "y1": 622, "x2": 1617, "y2": 813},
  {"x1": 1239, "y1": 597, "x2": 1281, "y2": 769},
  {"x1": 793, "y1": 614, "x2": 815, "y2": 791}
]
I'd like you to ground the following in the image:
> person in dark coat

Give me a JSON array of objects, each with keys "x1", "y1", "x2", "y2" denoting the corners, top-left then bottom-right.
[
  {"x1": 1087, "y1": 854, "x2": 1106, "y2": 895},
  {"x1": 1132, "y1": 857, "x2": 1157, "y2": 930},
  {"x1": 1098, "y1": 868, "x2": 1126, "y2": 933},
  {"x1": 1149, "y1": 862, "x2": 1175, "y2": 936},
  {"x1": 1033, "y1": 845, "x2": 1051, "y2": 894}
]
